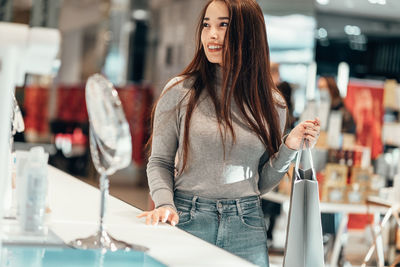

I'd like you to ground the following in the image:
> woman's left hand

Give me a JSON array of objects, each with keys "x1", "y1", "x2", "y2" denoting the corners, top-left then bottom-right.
[{"x1": 285, "y1": 117, "x2": 321, "y2": 150}]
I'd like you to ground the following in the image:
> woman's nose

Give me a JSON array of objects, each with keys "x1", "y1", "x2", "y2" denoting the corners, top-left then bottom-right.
[{"x1": 210, "y1": 27, "x2": 218, "y2": 39}]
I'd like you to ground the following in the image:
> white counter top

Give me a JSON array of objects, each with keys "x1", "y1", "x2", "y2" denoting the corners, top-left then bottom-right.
[{"x1": 46, "y1": 166, "x2": 255, "y2": 267}]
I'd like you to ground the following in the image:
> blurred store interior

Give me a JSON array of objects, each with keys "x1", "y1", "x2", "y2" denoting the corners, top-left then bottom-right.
[{"x1": 1, "y1": 0, "x2": 400, "y2": 266}]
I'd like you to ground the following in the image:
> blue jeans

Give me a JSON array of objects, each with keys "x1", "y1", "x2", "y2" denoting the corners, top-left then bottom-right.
[{"x1": 174, "y1": 191, "x2": 269, "y2": 267}]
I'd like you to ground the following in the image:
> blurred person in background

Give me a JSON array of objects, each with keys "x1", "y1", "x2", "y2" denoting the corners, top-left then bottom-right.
[
  {"x1": 138, "y1": 1, "x2": 320, "y2": 266},
  {"x1": 317, "y1": 76, "x2": 355, "y2": 134},
  {"x1": 271, "y1": 62, "x2": 295, "y2": 131}
]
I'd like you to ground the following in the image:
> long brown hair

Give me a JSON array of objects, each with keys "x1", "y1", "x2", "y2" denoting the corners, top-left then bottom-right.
[
  {"x1": 149, "y1": 0, "x2": 284, "y2": 174},
  {"x1": 322, "y1": 76, "x2": 342, "y2": 109}
]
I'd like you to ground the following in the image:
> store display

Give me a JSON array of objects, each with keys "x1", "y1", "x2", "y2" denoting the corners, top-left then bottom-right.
[
  {"x1": 56, "y1": 84, "x2": 88, "y2": 123},
  {"x1": 342, "y1": 133, "x2": 356, "y2": 150},
  {"x1": 327, "y1": 187, "x2": 345, "y2": 203},
  {"x1": 24, "y1": 85, "x2": 50, "y2": 137},
  {"x1": 324, "y1": 163, "x2": 348, "y2": 187},
  {"x1": 321, "y1": 162, "x2": 384, "y2": 203},
  {"x1": 346, "y1": 184, "x2": 363, "y2": 203},
  {"x1": 345, "y1": 80, "x2": 384, "y2": 160},
  {"x1": 369, "y1": 174, "x2": 386, "y2": 192},
  {"x1": 383, "y1": 123, "x2": 400, "y2": 147},
  {"x1": 350, "y1": 166, "x2": 373, "y2": 187},
  {"x1": 383, "y1": 80, "x2": 400, "y2": 110}
]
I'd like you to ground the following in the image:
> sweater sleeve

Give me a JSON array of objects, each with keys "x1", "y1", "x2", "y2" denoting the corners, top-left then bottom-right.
[
  {"x1": 258, "y1": 96, "x2": 297, "y2": 194},
  {"x1": 146, "y1": 77, "x2": 185, "y2": 210}
]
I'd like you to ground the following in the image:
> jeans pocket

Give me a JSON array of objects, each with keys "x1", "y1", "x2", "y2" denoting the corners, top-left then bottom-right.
[
  {"x1": 177, "y1": 209, "x2": 193, "y2": 226},
  {"x1": 240, "y1": 213, "x2": 265, "y2": 230}
]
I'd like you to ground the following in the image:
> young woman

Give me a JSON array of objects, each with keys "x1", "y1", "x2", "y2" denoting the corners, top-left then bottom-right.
[{"x1": 138, "y1": 0, "x2": 320, "y2": 266}]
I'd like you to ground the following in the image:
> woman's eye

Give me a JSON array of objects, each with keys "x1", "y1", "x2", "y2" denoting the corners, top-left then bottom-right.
[
  {"x1": 221, "y1": 22, "x2": 229, "y2": 27},
  {"x1": 203, "y1": 23, "x2": 209, "y2": 27}
]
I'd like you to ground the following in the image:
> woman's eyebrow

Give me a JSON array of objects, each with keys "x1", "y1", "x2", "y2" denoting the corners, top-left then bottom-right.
[{"x1": 203, "y1": 17, "x2": 229, "y2": 21}]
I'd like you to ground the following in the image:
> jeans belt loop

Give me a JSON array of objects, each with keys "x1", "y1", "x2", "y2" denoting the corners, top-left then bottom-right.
[
  {"x1": 190, "y1": 196, "x2": 198, "y2": 215},
  {"x1": 236, "y1": 199, "x2": 243, "y2": 216}
]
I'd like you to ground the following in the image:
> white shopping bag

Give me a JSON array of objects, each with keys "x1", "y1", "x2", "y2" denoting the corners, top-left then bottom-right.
[{"x1": 283, "y1": 139, "x2": 325, "y2": 267}]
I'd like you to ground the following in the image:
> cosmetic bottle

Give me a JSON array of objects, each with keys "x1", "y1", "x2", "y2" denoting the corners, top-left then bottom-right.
[{"x1": 19, "y1": 147, "x2": 49, "y2": 233}]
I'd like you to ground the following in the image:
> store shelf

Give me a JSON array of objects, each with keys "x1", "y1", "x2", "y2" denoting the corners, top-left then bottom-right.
[{"x1": 262, "y1": 191, "x2": 390, "y2": 214}]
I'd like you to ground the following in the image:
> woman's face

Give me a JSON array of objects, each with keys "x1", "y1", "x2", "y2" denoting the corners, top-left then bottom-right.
[
  {"x1": 201, "y1": 1, "x2": 229, "y2": 65},
  {"x1": 317, "y1": 77, "x2": 329, "y2": 92}
]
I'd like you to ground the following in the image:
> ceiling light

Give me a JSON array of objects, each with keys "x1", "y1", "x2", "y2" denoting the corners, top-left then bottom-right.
[
  {"x1": 344, "y1": 25, "x2": 354, "y2": 35},
  {"x1": 346, "y1": 0, "x2": 355, "y2": 8},
  {"x1": 318, "y1": 28, "x2": 328, "y2": 39},
  {"x1": 368, "y1": 0, "x2": 386, "y2": 4},
  {"x1": 132, "y1": 9, "x2": 148, "y2": 20},
  {"x1": 316, "y1": 0, "x2": 330, "y2": 5},
  {"x1": 344, "y1": 25, "x2": 361, "y2": 36},
  {"x1": 353, "y1": 26, "x2": 361, "y2": 35},
  {"x1": 337, "y1": 62, "x2": 350, "y2": 98}
]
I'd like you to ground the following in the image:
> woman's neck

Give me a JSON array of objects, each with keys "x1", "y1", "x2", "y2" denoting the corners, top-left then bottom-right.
[{"x1": 215, "y1": 64, "x2": 223, "y2": 89}]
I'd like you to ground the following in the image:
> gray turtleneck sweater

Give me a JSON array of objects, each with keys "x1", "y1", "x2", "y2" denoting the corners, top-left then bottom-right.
[{"x1": 147, "y1": 72, "x2": 297, "y2": 210}]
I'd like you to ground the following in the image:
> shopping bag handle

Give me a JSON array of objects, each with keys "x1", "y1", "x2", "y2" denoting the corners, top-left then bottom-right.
[{"x1": 294, "y1": 138, "x2": 316, "y2": 181}]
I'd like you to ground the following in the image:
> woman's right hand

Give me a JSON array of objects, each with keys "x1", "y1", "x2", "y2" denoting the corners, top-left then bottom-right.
[
  {"x1": 285, "y1": 118, "x2": 320, "y2": 150},
  {"x1": 137, "y1": 206, "x2": 179, "y2": 226}
]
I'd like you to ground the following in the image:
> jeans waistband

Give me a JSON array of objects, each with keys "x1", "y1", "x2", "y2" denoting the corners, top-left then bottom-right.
[{"x1": 174, "y1": 190, "x2": 261, "y2": 215}]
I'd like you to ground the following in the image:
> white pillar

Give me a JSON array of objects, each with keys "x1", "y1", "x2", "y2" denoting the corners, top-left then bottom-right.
[
  {"x1": 0, "y1": 48, "x2": 18, "y2": 220},
  {"x1": 0, "y1": 22, "x2": 29, "y2": 221}
]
